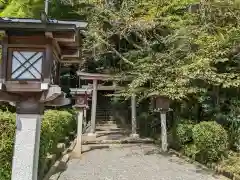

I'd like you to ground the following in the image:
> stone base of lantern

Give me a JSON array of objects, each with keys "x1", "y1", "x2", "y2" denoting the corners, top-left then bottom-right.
[
  {"x1": 130, "y1": 133, "x2": 140, "y2": 139},
  {"x1": 87, "y1": 133, "x2": 97, "y2": 137},
  {"x1": 11, "y1": 101, "x2": 44, "y2": 180}
]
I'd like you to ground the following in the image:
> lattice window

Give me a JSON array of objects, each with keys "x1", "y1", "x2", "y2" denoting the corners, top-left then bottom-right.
[{"x1": 11, "y1": 51, "x2": 43, "y2": 80}]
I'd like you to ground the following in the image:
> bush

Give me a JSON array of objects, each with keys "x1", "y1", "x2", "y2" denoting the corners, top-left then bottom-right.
[
  {"x1": 0, "y1": 109, "x2": 76, "y2": 180},
  {"x1": 183, "y1": 143, "x2": 199, "y2": 160},
  {"x1": 192, "y1": 121, "x2": 228, "y2": 163},
  {"x1": 0, "y1": 112, "x2": 15, "y2": 180},
  {"x1": 176, "y1": 121, "x2": 194, "y2": 145},
  {"x1": 39, "y1": 110, "x2": 75, "y2": 167},
  {"x1": 168, "y1": 119, "x2": 194, "y2": 150}
]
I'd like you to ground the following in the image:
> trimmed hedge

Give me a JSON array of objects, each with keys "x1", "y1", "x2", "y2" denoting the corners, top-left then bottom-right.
[
  {"x1": 0, "y1": 109, "x2": 76, "y2": 180},
  {"x1": 192, "y1": 121, "x2": 228, "y2": 163},
  {"x1": 0, "y1": 112, "x2": 15, "y2": 180},
  {"x1": 170, "y1": 120, "x2": 229, "y2": 163}
]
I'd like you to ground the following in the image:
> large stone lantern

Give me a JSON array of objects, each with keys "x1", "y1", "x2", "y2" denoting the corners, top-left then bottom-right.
[{"x1": 0, "y1": 15, "x2": 87, "y2": 180}]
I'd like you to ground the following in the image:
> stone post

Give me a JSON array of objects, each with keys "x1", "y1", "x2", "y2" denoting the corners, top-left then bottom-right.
[
  {"x1": 160, "y1": 111, "x2": 168, "y2": 152},
  {"x1": 72, "y1": 108, "x2": 83, "y2": 157},
  {"x1": 89, "y1": 79, "x2": 97, "y2": 136},
  {"x1": 131, "y1": 94, "x2": 139, "y2": 138},
  {"x1": 11, "y1": 100, "x2": 44, "y2": 180},
  {"x1": 83, "y1": 108, "x2": 87, "y2": 128}
]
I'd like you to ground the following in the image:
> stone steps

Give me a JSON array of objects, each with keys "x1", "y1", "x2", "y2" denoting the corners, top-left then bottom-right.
[
  {"x1": 96, "y1": 120, "x2": 117, "y2": 125},
  {"x1": 82, "y1": 138, "x2": 154, "y2": 145}
]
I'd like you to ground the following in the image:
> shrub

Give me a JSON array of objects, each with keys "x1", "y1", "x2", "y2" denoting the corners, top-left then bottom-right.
[
  {"x1": 39, "y1": 110, "x2": 75, "y2": 169},
  {"x1": 0, "y1": 109, "x2": 76, "y2": 180},
  {"x1": 176, "y1": 121, "x2": 194, "y2": 145},
  {"x1": 192, "y1": 121, "x2": 228, "y2": 163},
  {"x1": 0, "y1": 111, "x2": 15, "y2": 180},
  {"x1": 183, "y1": 143, "x2": 199, "y2": 160},
  {"x1": 168, "y1": 119, "x2": 194, "y2": 150}
]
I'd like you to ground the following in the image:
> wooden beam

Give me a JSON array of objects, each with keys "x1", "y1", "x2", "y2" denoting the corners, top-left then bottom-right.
[
  {"x1": 61, "y1": 49, "x2": 80, "y2": 59},
  {"x1": 60, "y1": 60, "x2": 83, "y2": 64},
  {"x1": 7, "y1": 44, "x2": 46, "y2": 48},
  {"x1": 45, "y1": 32, "x2": 61, "y2": 57},
  {"x1": 0, "y1": 34, "x2": 7, "y2": 83},
  {"x1": 0, "y1": 31, "x2": 6, "y2": 44},
  {"x1": 0, "y1": 22, "x2": 78, "y2": 32},
  {"x1": 59, "y1": 41, "x2": 77, "y2": 47},
  {"x1": 5, "y1": 81, "x2": 42, "y2": 92},
  {"x1": 9, "y1": 35, "x2": 46, "y2": 45},
  {"x1": 61, "y1": 48, "x2": 79, "y2": 56},
  {"x1": 81, "y1": 84, "x2": 124, "y2": 91},
  {"x1": 53, "y1": 31, "x2": 76, "y2": 42},
  {"x1": 0, "y1": 91, "x2": 21, "y2": 102}
]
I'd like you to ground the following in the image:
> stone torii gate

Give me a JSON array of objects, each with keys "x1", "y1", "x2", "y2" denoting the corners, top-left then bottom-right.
[{"x1": 76, "y1": 71, "x2": 139, "y2": 138}]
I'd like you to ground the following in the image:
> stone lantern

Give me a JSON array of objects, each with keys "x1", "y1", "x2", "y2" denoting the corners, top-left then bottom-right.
[
  {"x1": 0, "y1": 15, "x2": 87, "y2": 180},
  {"x1": 70, "y1": 88, "x2": 92, "y2": 156},
  {"x1": 151, "y1": 94, "x2": 171, "y2": 152},
  {"x1": 71, "y1": 88, "x2": 92, "y2": 109}
]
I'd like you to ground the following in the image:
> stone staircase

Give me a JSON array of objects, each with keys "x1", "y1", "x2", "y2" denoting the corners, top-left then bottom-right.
[
  {"x1": 81, "y1": 92, "x2": 154, "y2": 153},
  {"x1": 96, "y1": 107, "x2": 112, "y2": 123},
  {"x1": 81, "y1": 120, "x2": 154, "y2": 153}
]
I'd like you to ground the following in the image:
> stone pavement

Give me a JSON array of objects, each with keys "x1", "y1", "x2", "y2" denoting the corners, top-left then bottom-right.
[
  {"x1": 58, "y1": 143, "x2": 228, "y2": 180},
  {"x1": 57, "y1": 121, "x2": 228, "y2": 180}
]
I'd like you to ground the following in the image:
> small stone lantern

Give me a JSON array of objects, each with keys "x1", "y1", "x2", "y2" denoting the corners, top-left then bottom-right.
[
  {"x1": 71, "y1": 89, "x2": 92, "y2": 109},
  {"x1": 70, "y1": 88, "x2": 92, "y2": 157}
]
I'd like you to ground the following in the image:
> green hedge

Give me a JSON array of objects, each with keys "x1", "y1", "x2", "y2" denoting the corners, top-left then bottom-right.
[
  {"x1": 0, "y1": 112, "x2": 16, "y2": 180},
  {"x1": 0, "y1": 109, "x2": 76, "y2": 180},
  {"x1": 171, "y1": 120, "x2": 229, "y2": 163},
  {"x1": 192, "y1": 121, "x2": 228, "y2": 163}
]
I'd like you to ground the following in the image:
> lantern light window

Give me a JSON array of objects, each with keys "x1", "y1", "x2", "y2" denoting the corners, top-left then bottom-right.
[{"x1": 10, "y1": 50, "x2": 43, "y2": 80}]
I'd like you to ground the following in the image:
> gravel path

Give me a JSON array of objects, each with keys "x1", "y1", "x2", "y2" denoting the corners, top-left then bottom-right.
[{"x1": 58, "y1": 144, "x2": 228, "y2": 180}]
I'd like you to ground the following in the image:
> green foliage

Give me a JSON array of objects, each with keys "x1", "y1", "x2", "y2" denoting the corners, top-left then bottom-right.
[
  {"x1": 0, "y1": 110, "x2": 75, "y2": 180},
  {"x1": 0, "y1": 0, "x2": 80, "y2": 19},
  {"x1": 2, "y1": 0, "x2": 240, "y2": 169},
  {"x1": 219, "y1": 152, "x2": 240, "y2": 176},
  {"x1": 192, "y1": 121, "x2": 228, "y2": 162},
  {"x1": 40, "y1": 110, "x2": 75, "y2": 164},
  {"x1": 183, "y1": 143, "x2": 199, "y2": 160},
  {"x1": 176, "y1": 120, "x2": 194, "y2": 145},
  {"x1": 229, "y1": 124, "x2": 240, "y2": 152},
  {"x1": 0, "y1": 111, "x2": 15, "y2": 180}
]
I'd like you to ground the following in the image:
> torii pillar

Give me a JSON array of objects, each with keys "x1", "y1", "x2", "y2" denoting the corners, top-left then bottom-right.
[
  {"x1": 89, "y1": 79, "x2": 97, "y2": 136},
  {"x1": 131, "y1": 94, "x2": 139, "y2": 138}
]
